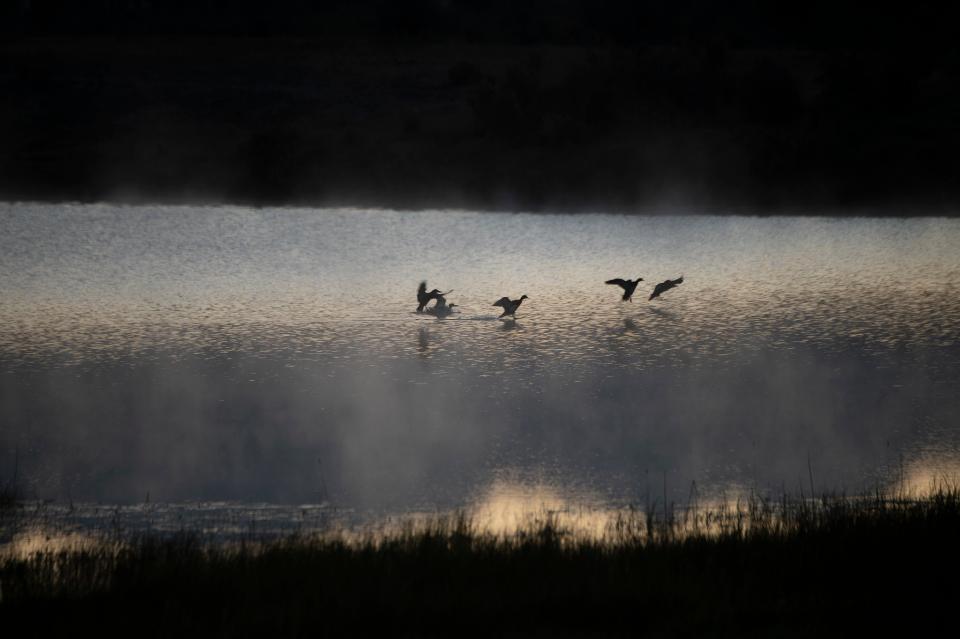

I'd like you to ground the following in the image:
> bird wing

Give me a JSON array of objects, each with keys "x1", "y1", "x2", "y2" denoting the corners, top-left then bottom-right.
[
  {"x1": 605, "y1": 278, "x2": 629, "y2": 288},
  {"x1": 418, "y1": 281, "x2": 427, "y2": 296},
  {"x1": 493, "y1": 297, "x2": 510, "y2": 307}
]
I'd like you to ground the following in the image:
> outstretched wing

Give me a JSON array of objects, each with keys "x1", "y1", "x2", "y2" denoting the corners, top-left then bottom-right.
[
  {"x1": 648, "y1": 283, "x2": 664, "y2": 300},
  {"x1": 493, "y1": 297, "x2": 510, "y2": 307},
  {"x1": 605, "y1": 278, "x2": 629, "y2": 288},
  {"x1": 418, "y1": 281, "x2": 427, "y2": 296}
]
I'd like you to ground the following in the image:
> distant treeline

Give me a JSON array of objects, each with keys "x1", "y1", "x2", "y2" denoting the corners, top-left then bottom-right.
[
  {"x1": 1, "y1": 2, "x2": 959, "y2": 211},
  {"x1": 4, "y1": 0, "x2": 959, "y2": 49}
]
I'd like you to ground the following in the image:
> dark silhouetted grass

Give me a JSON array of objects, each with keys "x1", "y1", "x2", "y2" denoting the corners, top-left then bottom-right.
[{"x1": 2, "y1": 490, "x2": 959, "y2": 637}]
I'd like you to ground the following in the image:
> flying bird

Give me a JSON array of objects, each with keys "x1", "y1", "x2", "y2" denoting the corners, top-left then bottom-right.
[
  {"x1": 417, "y1": 281, "x2": 452, "y2": 312},
  {"x1": 493, "y1": 295, "x2": 528, "y2": 318},
  {"x1": 605, "y1": 277, "x2": 644, "y2": 302},
  {"x1": 648, "y1": 276, "x2": 684, "y2": 301}
]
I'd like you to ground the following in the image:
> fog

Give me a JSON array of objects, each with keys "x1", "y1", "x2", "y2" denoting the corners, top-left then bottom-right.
[
  {"x1": 2, "y1": 205, "x2": 958, "y2": 513},
  {"x1": 2, "y1": 334, "x2": 954, "y2": 508}
]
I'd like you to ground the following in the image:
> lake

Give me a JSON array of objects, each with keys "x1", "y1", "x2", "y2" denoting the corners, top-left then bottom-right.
[{"x1": 1, "y1": 204, "x2": 959, "y2": 533}]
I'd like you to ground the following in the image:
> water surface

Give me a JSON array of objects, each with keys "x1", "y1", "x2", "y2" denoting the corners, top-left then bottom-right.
[{"x1": 2, "y1": 204, "x2": 958, "y2": 527}]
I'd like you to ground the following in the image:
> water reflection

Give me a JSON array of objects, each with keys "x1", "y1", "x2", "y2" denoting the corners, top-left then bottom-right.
[
  {"x1": 0, "y1": 528, "x2": 105, "y2": 560},
  {"x1": 417, "y1": 327, "x2": 430, "y2": 354},
  {"x1": 466, "y1": 477, "x2": 618, "y2": 539},
  {"x1": 896, "y1": 454, "x2": 960, "y2": 496},
  {"x1": 499, "y1": 319, "x2": 520, "y2": 331},
  {"x1": 0, "y1": 204, "x2": 958, "y2": 516}
]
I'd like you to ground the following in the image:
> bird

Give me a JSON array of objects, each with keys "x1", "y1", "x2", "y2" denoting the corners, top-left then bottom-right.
[
  {"x1": 605, "y1": 277, "x2": 644, "y2": 302},
  {"x1": 425, "y1": 295, "x2": 458, "y2": 317},
  {"x1": 429, "y1": 303, "x2": 457, "y2": 318},
  {"x1": 649, "y1": 276, "x2": 684, "y2": 300},
  {"x1": 417, "y1": 281, "x2": 452, "y2": 312},
  {"x1": 493, "y1": 295, "x2": 528, "y2": 318}
]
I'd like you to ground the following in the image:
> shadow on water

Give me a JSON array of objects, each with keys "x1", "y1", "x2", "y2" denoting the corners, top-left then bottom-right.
[{"x1": 647, "y1": 305, "x2": 678, "y2": 321}]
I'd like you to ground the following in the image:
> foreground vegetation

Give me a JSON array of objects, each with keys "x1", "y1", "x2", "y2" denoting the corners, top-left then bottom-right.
[{"x1": 2, "y1": 490, "x2": 959, "y2": 637}]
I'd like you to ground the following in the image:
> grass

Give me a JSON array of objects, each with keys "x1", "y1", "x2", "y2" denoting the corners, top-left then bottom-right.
[
  {"x1": 2, "y1": 489, "x2": 959, "y2": 637},
  {"x1": 0, "y1": 448, "x2": 18, "y2": 513},
  {"x1": 0, "y1": 487, "x2": 16, "y2": 513}
]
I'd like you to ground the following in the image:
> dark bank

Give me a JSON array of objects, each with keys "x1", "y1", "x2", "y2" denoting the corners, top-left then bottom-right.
[
  {"x1": 2, "y1": 1, "x2": 958, "y2": 213},
  {"x1": 2, "y1": 490, "x2": 960, "y2": 637}
]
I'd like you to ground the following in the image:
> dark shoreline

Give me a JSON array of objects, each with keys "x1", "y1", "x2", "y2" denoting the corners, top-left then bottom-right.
[
  {"x1": 3, "y1": 34, "x2": 958, "y2": 216},
  {"x1": 3, "y1": 491, "x2": 959, "y2": 636}
]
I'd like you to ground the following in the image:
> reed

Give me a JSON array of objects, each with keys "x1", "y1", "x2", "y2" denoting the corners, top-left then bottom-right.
[{"x1": 2, "y1": 488, "x2": 959, "y2": 636}]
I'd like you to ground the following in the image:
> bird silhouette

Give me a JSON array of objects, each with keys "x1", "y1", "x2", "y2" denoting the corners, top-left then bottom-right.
[
  {"x1": 425, "y1": 295, "x2": 458, "y2": 318},
  {"x1": 417, "y1": 281, "x2": 452, "y2": 312},
  {"x1": 605, "y1": 277, "x2": 644, "y2": 302},
  {"x1": 649, "y1": 276, "x2": 684, "y2": 301},
  {"x1": 493, "y1": 295, "x2": 528, "y2": 318}
]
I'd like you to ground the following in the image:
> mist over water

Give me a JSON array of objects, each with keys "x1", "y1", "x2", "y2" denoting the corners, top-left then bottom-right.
[{"x1": 1, "y1": 204, "x2": 959, "y2": 520}]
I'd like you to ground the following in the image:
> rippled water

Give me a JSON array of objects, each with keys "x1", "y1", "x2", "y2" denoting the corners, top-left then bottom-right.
[{"x1": 1, "y1": 204, "x2": 959, "y2": 529}]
